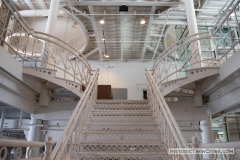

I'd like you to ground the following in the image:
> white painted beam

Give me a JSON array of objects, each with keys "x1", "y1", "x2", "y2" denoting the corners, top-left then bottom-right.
[
  {"x1": 88, "y1": 6, "x2": 103, "y2": 60},
  {"x1": 18, "y1": 9, "x2": 63, "y2": 17},
  {"x1": 24, "y1": 0, "x2": 35, "y2": 10},
  {"x1": 71, "y1": 6, "x2": 91, "y2": 20},
  {"x1": 120, "y1": 15, "x2": 124, "y2": 60},
  {"x1": 38, "y1": 0, "x2": 47, "y2": 9},
  {"x1": 85, "y1": 48, "x2": 99, "y2": 58},
  {"x1": 141, "y1": 6, "x2": 156, "y2": 60},
  {"x1": 63, "y1": 1, "x2": 183, "y2": 6}
]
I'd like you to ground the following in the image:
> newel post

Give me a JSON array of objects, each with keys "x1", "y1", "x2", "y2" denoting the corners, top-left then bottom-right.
[
  {"x1": 43, "y1": 137, "x2": 54, "y2": 160},
  {"x1": 191, "y1": 135, "x2": 201, "y2": 160}
]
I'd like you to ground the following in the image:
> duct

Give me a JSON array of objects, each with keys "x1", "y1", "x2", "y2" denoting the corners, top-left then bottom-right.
[{"x1": 17, "y1": 9, "x2": 65, "y2": 17}]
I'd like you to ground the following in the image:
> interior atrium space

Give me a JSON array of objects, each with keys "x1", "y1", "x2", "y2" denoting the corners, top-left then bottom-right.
[{"x1": 0, "y1": 0, "x2": 240, "y2": 159}]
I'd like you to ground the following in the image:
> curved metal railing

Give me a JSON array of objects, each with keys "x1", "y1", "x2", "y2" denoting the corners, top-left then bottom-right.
[
  {"x1": 152, "y1": 0, "x2": 240, "y2": 88},
  {"x1": 0, "y1": 0, "x2": 92, "y2": 86}
]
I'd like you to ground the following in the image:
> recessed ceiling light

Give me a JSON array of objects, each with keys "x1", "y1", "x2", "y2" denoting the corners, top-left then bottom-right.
[
  {"x1": 230, "y1": 12, "x2": 235, "y2": 17},
  {"x1": 100, "y1": 18, "x2": 105, "y2": 24},
  {"x1": 140, "y1": 18, "x2": 145, "y2": 24}
]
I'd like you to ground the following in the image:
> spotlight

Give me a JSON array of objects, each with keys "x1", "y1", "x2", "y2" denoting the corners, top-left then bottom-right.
[
  {"x1": 230, "y1": 12, "x2": 235, "y2": 17},
  {"x1": 102, "y1": 37, "x2": 105, "y2": 41},
  {"x1": 140, "y1": 18, "x2": 145, "y2": 24},
  {"x1": 100, "y1": 18, "x2": 105, "y2": 24},
  {"x1": 104, "y1": 53, "x2": 109, "y2": 58}
]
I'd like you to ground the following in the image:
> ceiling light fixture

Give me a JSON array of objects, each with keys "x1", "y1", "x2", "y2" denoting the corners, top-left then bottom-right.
[
  {"x1": 140, "y1": 18, "x2": 145, "y2": 24},
  {"x1": 230, "y1": 12, "x2": 235, "y2": 17},
  {"x1": 102, "y1": 37, "x2": 105, "y2": 41},
  {"x1": 100, "y1": 18, "x2": 105, "y2": 24},
  {"x1": 104, "y1": 53, "x2": 109, "y2": 58}
]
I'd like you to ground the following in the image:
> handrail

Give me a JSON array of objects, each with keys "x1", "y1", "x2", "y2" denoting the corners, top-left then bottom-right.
[
  {"x1": 0, "y1": 138, "x2": 43, "y2": 147},
  {"x1": 146, "y1": 69, "x2": 191, "y2": 160},
  {"x1": 152, "y1": 0, "x2": 240, "y2": 86},
  {"x1": 51, "y1": 69, "x2": 99, "y2": 160},
  {"x1": 212, "y1": 0, "x2": 240, "y2": 35},
  {"x1": 153, "y1": 32, "x2": 210, "y2": 72},
  {"x1": 0, "y1": 137, "x2": 54, "y2": 160},
  {"x1": 0, "y1": 0, "x2": 93, "y2": 86}
]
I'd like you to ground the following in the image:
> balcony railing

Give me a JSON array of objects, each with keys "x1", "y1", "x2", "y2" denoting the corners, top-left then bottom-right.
[
  {"x1": 0, "y1": 0, "x2": 93, "y2": 87},
  {"x1": 152, "y1": 0, "x2": 240, "y2": 89}
]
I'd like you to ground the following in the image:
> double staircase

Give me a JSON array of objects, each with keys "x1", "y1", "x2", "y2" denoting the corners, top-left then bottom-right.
[{"x1": 79, "y1": 100, "x2": 168, "y2": 160}]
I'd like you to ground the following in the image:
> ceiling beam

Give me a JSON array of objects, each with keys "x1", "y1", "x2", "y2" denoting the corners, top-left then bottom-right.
[
  {"x1": 62, "y1": 1, "x2": 183, "y2": 7},
  {"x1": 120, "y1": 15, "x2": 124, "y2": 60},
  {"x1": 70, "y1": 6, "x2": 91, "y2": 20},
  {"x1": 85, "y1": 48, "x2": 99, "y2": 58},
  {"x1": 141, "y1": 6, "x2": 156, "y2": 60},
  {"x1": 88, "y1": 6, "x2": 103, "y2": 60},
  {"x1": 24, "y1": 0, "x2": 35, "y2": 10},
  {"x1": 152, "y1": 20, "x2": 238, "y2": 26},
  {"x1": 146, "y1": 45, "x2": 161, "y2": 55},
  {"x1": 38, "y1": 0, "x2": 47, "y2": 9}
]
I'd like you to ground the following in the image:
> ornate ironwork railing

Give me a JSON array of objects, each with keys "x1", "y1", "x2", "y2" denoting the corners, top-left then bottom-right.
[
  {"x1": 0, "y1": 0, "x2": 92, "y2": 86},
  {"x1": 152, "y1": 0, "x2": 240, "y2": 88},
  {"x1": 51, "y1": 69, "x2": 99, "y2": 160},
  {"x1": 146, "y1": 69, "x2": 191, "y2": 160},
  {"x1": 0, "y1": 137, "x2": 53, "y2": 160}
]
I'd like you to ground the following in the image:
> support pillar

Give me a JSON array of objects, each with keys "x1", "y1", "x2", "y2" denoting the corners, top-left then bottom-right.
[
  {"x1": 191, "y1": 135, "x2": 201, "y2": 160},
  {"x1": 200, "y1": 118, "x2": 214, "y2": 159},
  {"x1": 26, "y1": 114, "x2": 42, "y2": 157},
  {"x1": 39, "y1": 82, "x2": 49, "y2": 107},
  {"x1": 40, "y1": 0, "x2": 60, "y2": 67},
  {"x1": 221, "y1": 117, "x2": 228, "y2": 142},
  {"x1": 185, "y1": 0, "x2": 202, "y2": 67},
  {"x1": 0, "y1": 109, "x2": 6, "y2": 137}
]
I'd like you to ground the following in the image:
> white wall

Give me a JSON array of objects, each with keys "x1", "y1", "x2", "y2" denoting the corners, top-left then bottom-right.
[
  {"x1": 24, "y1": 16, "x2": 86, "y2": 45},
  {"x1": 168, "y1": 102, "x2": 208, "y2": 142},
  {"x1": 89, "y1": 60, "x2": 153, "y2": 100}
]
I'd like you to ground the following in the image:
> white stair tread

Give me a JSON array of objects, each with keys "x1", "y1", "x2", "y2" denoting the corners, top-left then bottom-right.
[
  {"x1": 78, "y1": 152, "x2": 168, "y2": 156},
  {"x1": 80, "y1": 141, "x2": 164, "y2": 145}
]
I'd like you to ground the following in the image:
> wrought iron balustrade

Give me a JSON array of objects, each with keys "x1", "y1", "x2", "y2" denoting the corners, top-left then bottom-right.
[
  {"x1": 0, "y1": 0, "x2": 92, "y2": 87},
  {"x1": 152, "y1": 0, "x2": 240, "y2": 89},
  {"x1": 0, "y1": 137, "x2": 53, "y2": 160},
  {"x1": 50, "y1": 69, "x2": 99, "y2": 160},
  {"x1": 146, "y1": 69, "x2": 191, "y2": 160}
]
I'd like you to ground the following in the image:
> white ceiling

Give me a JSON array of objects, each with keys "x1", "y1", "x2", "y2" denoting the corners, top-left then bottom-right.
[{"x1": 10, "y1": 0, "x2": 237, "y2": 61}]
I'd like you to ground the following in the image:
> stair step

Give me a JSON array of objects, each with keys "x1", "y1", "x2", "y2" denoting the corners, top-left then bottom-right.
[
  {"x1": 77, "y1": 153, "x2": 168, "y2": 160},
  {"x1": 84, "y1": 132, "x2": 160, "y2": 135},
  {"x1": 78, "y1": 152, "x2": 168, "y2": 156},
  {"x1": 84, "y1": 134, "x2": 161, "y2": 141},
  {"x1": 93, "y1": 105, "x2": 151, "y2": 111},
  {"x1": 80, "y1": 141, "x2": 164, "y2": 145},
  {"x1": 91, "y1": 110, "x2": 153, "y2": 117},
  {"x1": 86, "y1": 125, "x2": 159, "y2": 132},
  {"x1": 95, "y1": 100, "x2": 149, "y2": 107},
  {"x1": 89, "y1": 117, "x2": 155, "y2": 124}
]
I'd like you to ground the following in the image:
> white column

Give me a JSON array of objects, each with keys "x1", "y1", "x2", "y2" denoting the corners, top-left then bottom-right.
[
  {"x1": 185, "y1": 0, "x2": 202, "y2": 67},
  {"x1": 45, "y1": 0, "x2": 60, "y2": 35},
  {"x1": 185, "y1": 0, "x2": 198, "y2": 36},
  {"x1": 27, "y1": 114, "x2": 42, "y2": 157},
  {"x1": 0, "y1": 109, "x2": 6, "y2": 137},
  {"x1": 221, "y1": 117, "x2": 228, "y2": 142},
  {"x1": 40, "y1": 0, "x2": 60, "y2": 67},
  {"x1": 200, "y1": 118, "x2": 214, "y2": 160}
]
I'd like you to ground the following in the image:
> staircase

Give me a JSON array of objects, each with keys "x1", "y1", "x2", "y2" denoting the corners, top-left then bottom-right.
[
  {"x1": 23, "y1": 66, "x2": 84, "y2": 97},
  {"x1": 79, "y1": 100, "x2": 168, "y2": 160}
]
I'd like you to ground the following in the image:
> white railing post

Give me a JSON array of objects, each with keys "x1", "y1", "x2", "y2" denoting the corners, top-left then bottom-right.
[
  {"x1": 43, "y1": 137, "x2": 54, "y2": 160},
  {"x1": 191, "y1": 135, "x2": 201, "y2": 160}
]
